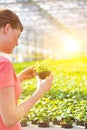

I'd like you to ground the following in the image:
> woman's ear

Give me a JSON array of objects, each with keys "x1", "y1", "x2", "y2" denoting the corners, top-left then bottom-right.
[{"x1": 3, "y1": 23, "x2": 11, "y2": 34}]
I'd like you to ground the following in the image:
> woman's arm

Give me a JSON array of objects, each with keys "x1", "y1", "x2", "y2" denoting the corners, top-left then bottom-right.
[
  {"x1": 0, "y1": 74, "x2": 53, "y2": 128},
  {"x1": 18, "y1": 66, "x2": 36, "y2": 82}
]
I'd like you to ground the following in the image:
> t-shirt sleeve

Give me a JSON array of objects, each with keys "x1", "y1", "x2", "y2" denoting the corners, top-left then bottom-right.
[{"x1": 0, "y1": 60, "x2": 15, "y2": 88}]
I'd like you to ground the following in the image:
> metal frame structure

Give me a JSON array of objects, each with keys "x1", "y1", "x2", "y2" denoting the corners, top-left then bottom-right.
[{"x1": 0, "y1": 0, "x2": 87, "y2": 61}]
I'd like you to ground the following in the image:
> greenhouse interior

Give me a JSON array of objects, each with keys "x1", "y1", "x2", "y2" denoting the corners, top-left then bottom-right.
[
  {"x1": 0, "y1": 1, "x2": 87, "y2": 130},
  {"x1": 0, "y1": 0, "x2": 87, "y2": 62}
]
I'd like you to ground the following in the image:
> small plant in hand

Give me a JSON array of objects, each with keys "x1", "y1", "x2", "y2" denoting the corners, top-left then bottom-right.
[{"x1": 36, "y1": 62, "x2": 51, "y2": 79}]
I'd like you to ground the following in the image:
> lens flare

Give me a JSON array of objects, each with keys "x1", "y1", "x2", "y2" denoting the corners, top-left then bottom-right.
[{"x1": 62, "y1": 35, "x2": 81, "y2": 55}]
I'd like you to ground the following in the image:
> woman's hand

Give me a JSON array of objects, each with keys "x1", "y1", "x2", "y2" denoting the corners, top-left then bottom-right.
[
  {"x1": 36, "y1": 73, "x2": 53, "y2": 94},
  {"x1": 18, "y1": 66, "x2": 36, "y2": 82}
]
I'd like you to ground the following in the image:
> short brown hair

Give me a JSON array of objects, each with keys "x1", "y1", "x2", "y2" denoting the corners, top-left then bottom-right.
[{"x1": 0, "y1": 8, "x2": 23, "y2": 32}]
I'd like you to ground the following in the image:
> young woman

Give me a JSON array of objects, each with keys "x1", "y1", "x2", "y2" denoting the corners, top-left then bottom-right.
[{"x1": 0, "y1": 8, "x2": 53, "y2": 130}]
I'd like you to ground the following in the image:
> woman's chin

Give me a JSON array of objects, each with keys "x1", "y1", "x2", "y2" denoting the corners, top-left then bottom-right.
[{"x1": 3, "y1": 50, "x2": 13, "y2": 54}]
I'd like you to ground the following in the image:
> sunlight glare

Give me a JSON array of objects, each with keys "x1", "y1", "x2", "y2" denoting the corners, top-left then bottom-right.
[{"x1": 63, "y1": 36, "x2": 80, "y2": 55}]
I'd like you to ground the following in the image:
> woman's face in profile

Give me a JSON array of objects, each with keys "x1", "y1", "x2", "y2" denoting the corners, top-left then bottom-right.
[{"x1": 2, "y1": 23, "x2": 21, "y2": 54}]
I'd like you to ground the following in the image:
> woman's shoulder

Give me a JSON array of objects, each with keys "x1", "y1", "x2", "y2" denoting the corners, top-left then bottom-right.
[
  {"x1": 0, "y1": 55, "x2": 11, "y2": 63},
  {"x1": 0, "y1": 55, "x2": 14, "y2": 75},
  {"x1": 0, "y1": 55, "x2": 13, "y2": 69}
]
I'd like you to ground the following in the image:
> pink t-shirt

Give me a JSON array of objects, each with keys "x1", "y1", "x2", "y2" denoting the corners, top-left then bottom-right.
[{"x1": 0, "y1": 55, "x2": 22, "y2": 130}]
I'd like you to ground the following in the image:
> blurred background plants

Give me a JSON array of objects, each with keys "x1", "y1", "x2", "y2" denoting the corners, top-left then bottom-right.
[{"x1": 14, "y1": 58, "x2": 87, "y2": 128}]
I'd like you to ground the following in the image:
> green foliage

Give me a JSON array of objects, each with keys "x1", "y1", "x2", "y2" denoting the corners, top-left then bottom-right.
[
  {"x1": 35, "y1": 61, "x2": 49, "y2": 74},
  {"x1": 13, "y1": 58, "x2": 87, "y2": 125}
]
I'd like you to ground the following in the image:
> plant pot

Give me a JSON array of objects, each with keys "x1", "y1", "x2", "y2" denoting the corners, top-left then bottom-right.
[
  {"x1": 53, "y1": 119, "x2": 60, "y2": 125},
  {"x1": 38, "y1": 122, "x2": 50, "y2": 127},
  {"x1": 84, "y1": 123, "x2": 87, "y2": 129},
  {"x1": 61, "y1": 123, "x2": 73, "y2": 128},
  {"x1": 20, "y1": 117, "x2": 29, "y2": 127},
  {"x1": 38, "y1": 71, "x2": 51, "y2": 79},
  {"x1": 20, "y1": 120, "x2": 28, "y2": 127},
  {"x1": 31, "y1": 119, "x2": 38, "y2": 124},
  {"x1": 75, "y1": 119, "x2": 85, "y2": 126}
]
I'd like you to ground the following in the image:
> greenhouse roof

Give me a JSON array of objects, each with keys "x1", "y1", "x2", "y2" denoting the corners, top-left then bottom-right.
[{"x1": 0, "y1": 0, "x2": 87, "y2": 60}]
